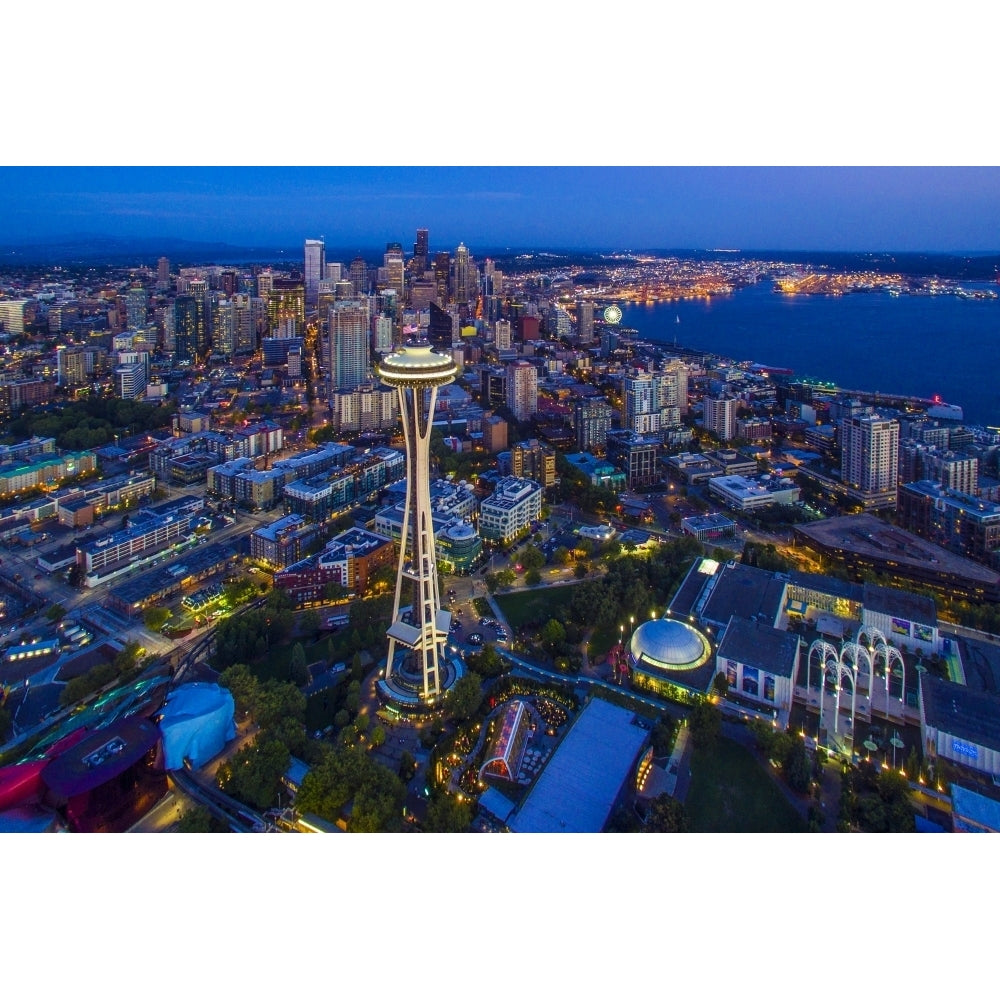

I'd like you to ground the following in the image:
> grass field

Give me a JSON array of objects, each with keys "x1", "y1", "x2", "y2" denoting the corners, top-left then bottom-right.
[
  {"x1": 494, "y1": 584, "x2": 580, "y2": 629},
  {"x1": 686, "y1": 737, "x2": 807, "y2": 833}
]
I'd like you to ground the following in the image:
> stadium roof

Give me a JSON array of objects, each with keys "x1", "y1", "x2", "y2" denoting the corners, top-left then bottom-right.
[{"x1": 508, "y1": 698, "x2": 647, "y2": 833}]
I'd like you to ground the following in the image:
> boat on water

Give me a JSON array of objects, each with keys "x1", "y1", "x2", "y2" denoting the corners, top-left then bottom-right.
[{"x1": 925, "y1": 400, "x2": 964, "y2": 421}]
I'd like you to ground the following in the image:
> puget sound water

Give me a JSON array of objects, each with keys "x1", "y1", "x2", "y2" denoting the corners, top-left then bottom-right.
[{"x1": 619, "y1": 281, "x2": 1000, "y2": 426}]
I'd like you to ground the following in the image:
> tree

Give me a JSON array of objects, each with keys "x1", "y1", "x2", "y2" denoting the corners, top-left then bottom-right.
[
  {"x1": 711, "y1": 672, "x2": 730, "y2": 698},
  {"x1": 216, "y1": 735, "x2": 291, "y2": 811},
  {"x1": 351, "y1": 652, "x2": 364, "y2": 682},
  {"x1": 398, "y1": 750, "x2": 417, "y2": 781},
  {"x1": 218, "y1": 663, "x2": 261, "y2": 718},
  {"x1": 113, "y1": 640, "x2": 144, "y2": 677},
  {"x1": 423, "y1": 791, "x2": 473, "y2": 833},
  {"x1": 783, "y1": 736, "x2": 812, "y2": 793},
  {"x1": 344, "y1": 680, "x2": 361, "y2": 716},
  {"x1": 650, "y1": 715, "x2": 676, "y2": 757},
  {"x1": 300, "y1": 609, "x2": 321, "y2": 637},
  {"x1": 176, "y1": 805, "x2": 223, "y2": 833},
  {"x1": 519, "y1": 545, "x2": 545, "y2": 571},
  {"x1": 45, "y1": 603, "x2": 67, "y2": 622},
  {"x1": 689, "y1": 700, "x2": 721, "y2": 747},
  {"x1": 554, "y1": 545, "x2": 571, "y2": 566},
  {"x1": 289, "y1": 643, "x2": 309, "y2": 687},
  {"x1": 466, "y1": 643, "x2": 508, "y2": 678},
  {"x1": 370, "y1": 724, "x2": 386, "y2": 748},
  {"x1": 644, "y1": 794, "x2": 689, "y2": 832},
  {"x1": 574, "y1": 562, "x2": 589, "y2": 579},
  {"x1": 143, "y1": 606, "x2": 171, "y2": 632},
  {"x1": 444, "y1": 672, "x2": 483, "y2": 721},
  {"x1": 540, "y1": 618, "x2": 566, "y2": 652},
  {"x1": 524, "y1": 568, "x2": 541, "y2": 586},
  {"x1": 254, "y1": 680, "x2": 307, "y2": 731}
]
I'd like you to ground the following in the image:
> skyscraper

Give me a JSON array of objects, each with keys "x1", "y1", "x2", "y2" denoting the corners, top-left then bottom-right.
[
  {"x1": 413, "y1": 228, "x2": 429, "y2": 262},
  {"x1": 703, "y1": 395, "x2": 738, "y2": 442},
  {"x1": 840, "y1": 412, "x2": 900, "y2": 503},
  {"x1": 349, "y1": 255, "x2": 369, "y2": 296},
  {"x1": 577, "y1": 300, "x2": 595, "y2": 343},
  {"x1": 451, "y1": 242, "x2": 471, "y2": 304},
  {"x1": 156, "y1": 256, "x2": 171, "y2": 290},
  {"x1": 267, "y1": 278, "x2": 305, "y2": 337},
  {"x1": 124, "y1": 286, "x2": 148, "y2": 331},
  {"x1": 377, "y1": 340, "x2": 458, "y2": 704},
  {"x1": 575, "y1": 399, "x2": 614, "y2": 453},
  {"x1": 304, "y1": 238, "x2": 325, "y2": 308},
  {"x1": 328, "y1": 299, "x2": 370, "y2": 392},
  {"x1": 382, "y1": 247, "x2": 405, "y2": 300},
  {"x1": 506, "y1": 360, "x2": 538, "y2": 422}
]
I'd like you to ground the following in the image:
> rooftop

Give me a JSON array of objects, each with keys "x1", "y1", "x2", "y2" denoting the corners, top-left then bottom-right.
[
  {"x1": 796, "y1": 514, "x2": 1000, "y2": 586},
  {"x1": 716, "y1": 616, "x2": 800, "y2": 678},
  {"x1": 508, "y1": 697, "x2": 648, "y2": 834},
  {"x1": 921, "y1": 673, "x2": 1000, "y2": 754}
]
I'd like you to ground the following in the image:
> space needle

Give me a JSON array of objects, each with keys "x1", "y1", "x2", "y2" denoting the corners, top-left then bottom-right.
[{"x1": 376, "y1": 338, "x2": 461, "y2": 707}]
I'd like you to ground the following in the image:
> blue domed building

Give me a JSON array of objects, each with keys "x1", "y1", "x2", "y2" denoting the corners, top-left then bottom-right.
[{"x1": 627, "y1": 616, "x2": 715, "y2": 700}]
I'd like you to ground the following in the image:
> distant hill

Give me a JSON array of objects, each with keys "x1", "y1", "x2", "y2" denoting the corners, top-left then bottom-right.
[
  {"x1": 1, "y1": 238, "x2": 997, "y2": 281},
  {"x1": 0, "y1": 236, "x2": 301, "y2": 266}
]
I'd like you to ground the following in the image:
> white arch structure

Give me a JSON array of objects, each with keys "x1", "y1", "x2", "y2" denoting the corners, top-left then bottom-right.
[
  {"x1": 808, "y1": 639, "x2": 859, "y2": 738},
  {"x1": 857, "y1": 626, "x2": 906, "y2": 710}
]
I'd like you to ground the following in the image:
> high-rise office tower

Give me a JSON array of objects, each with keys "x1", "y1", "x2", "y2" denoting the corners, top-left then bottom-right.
[
  {"x1": 577, "y1": 300, "x2": 595, "y2": 343},
  {"x1": 233, "y1": 293, "x2": 256, "y2": 355},
  {"x1": 257, "y1": 269, "x2": 276, "y2": 301},
  {"x1": 373, "y1": 313, "x2": 394, "y2": 355},
  {"x1": 267, "y1": 278, "x2": 305, "y2": 337},
  {"x1": 124, "y1": 286, "x2": 148, "y2": 331},
  {"x1": 451, "y1": 242, "x2": 471, "y2": 304},
  {"x1": 482, "y1": 258, "x2": 502, "y2": 297},
  {"x1": 349, "y1": 255, "x2": 369, "y2": 296},
  {"x1": 414, "y1": 228, "x2": 429, "y2": 263},
  {"x1": 382, "y1": 247, "x2": 405, "y2": 301},
  {"x1": 173, "y1": 297, "x2": 198, "y2": 364},
  {"x1": 506, "y1": 360, "x2": 538, "y2": 422},
  {"x1": 377, "y1": 339, "x2": 458, "y2": 704},
  {"x1": 304, "y1": 238, "x2": 325, "y2": 308},
  {"x1": 325, "y1": 262, "x2": 343, "y2": 282},
  {"x1": 433, "y1": 251, "x2": 450, "y2": 301},
  {"x1": 328, "y1": 299, "x2": 370, "y2": 392},
  {"x1": 840, "y1": 413, "x2": 900, "y2": 498},
  {"x1": 156, "y1": 256, "x2": 171, "y2": 290},
  {"x1": 186, "y1": 279, "x2": 209, "y2": 356},
  {"x1": 212, "y1": 297, "x2": 235, "y2": 357}
]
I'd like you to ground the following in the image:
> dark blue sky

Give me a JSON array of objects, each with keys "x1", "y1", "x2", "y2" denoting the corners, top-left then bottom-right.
[{"x1": 2, "y1": 166, "x2": 999, "y2": 253}]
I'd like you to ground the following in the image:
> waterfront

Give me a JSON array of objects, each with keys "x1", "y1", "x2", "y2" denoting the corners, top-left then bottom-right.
[{"x1": 622, "y1": 281, "x2": 1000, "y2": 426}]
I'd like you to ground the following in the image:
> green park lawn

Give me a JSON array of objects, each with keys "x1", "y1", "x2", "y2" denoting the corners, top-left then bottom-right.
[
  {"x1": 686, "y1": 737, "x2": 807, "y2": 833},
  {"x1": 494, "y1": 584, "x2": 580, "y2": 630}
]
